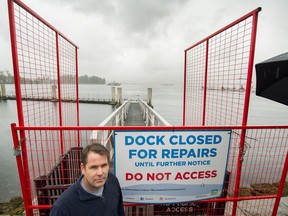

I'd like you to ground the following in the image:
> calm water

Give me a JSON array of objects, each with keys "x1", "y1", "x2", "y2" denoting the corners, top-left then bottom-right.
[{"x1": 0, "y1": 83, "x2": 287, "y2": 202}]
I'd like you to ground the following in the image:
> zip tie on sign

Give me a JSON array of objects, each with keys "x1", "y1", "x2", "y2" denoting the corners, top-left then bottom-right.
[{"x1": 14, "y1": 138, "x2": 26, "y2": 156}]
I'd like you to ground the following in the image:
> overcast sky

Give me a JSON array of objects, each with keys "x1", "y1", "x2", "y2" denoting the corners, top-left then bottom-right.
[{"x1": 0, "y1": 0, "x2": 287, "y2": 84}]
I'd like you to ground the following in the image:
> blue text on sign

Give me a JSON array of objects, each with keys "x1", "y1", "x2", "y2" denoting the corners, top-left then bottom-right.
[{"x1": 125, "y1": 135, "x2": 165, "y2": 145}]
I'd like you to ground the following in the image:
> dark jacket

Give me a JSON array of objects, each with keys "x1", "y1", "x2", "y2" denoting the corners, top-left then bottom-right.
[{"x1": 50, "y1": 173, "x2": 125, "y2": 216}]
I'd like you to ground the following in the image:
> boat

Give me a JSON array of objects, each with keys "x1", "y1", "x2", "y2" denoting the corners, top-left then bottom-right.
[{"x1": 108, "y1": 81, "x2": 121, "y2": 86}]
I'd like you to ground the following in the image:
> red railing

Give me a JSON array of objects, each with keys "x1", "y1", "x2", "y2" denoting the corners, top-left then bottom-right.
[
  {"x1": 8, "y1": 0, "x2": 79, "y2": 128},
  {"x1": 8, "y1": 0, "x2": 79, "y2": 215},
  {"x1": 182, "y1": 7, "x2": 274, "y2": 215},
  {"x1": 10, "y1": 125, "x2": 288, "y2": 215},
  {"x1": 183, "y1": 7, "x2": 261, "y2": 127}
]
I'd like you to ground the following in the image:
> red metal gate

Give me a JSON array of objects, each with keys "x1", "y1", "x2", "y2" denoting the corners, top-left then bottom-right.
[
  {"x1": 8, "y1": 0, "x2": 79, "y2": 215},
  {"x1": 10, "y1": 125, "x2": 288, "y2": 215},
  {"x1": 8, "y1": 1, "x2": 288, "y2": 215},
  {"x1": 8, "y1": 0, "x2": 79, "y2": 128},
  {"x1": 183, "y1": 7, "x2": 261, "y2": 127},
  {"x1": 182, "y1": 7, "x2": 288, "y2": 215}
]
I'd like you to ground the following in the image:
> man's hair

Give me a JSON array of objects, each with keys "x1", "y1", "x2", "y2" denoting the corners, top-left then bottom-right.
[{"x1": 81, "y1": 143, "x2": 110, "y2": 165}]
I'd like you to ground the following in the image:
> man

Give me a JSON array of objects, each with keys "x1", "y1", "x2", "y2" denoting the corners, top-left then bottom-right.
[{"x1": 50, "y1": 143, "x2": 125, "y2": 216}]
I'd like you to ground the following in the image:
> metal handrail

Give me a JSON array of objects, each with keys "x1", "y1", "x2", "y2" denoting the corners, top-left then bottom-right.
[
  {"x1": 138, "y1": 98, "x2": 171, "y2": 126},
  {"x1": 90, "y1": 98, "x2": 170, "y2": 153},
  {"x1": 90, "y1": 98, "x2": 132, "y2": 150},
  {"x1": 99, "y1": 98, "x2": 132, "y2": 126}
]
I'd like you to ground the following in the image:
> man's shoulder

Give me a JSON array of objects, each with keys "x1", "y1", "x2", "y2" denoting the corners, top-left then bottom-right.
[
  {"x1": 50, "y1": 183, "x2": 79, "y2": 215},
  {"x1": 53, "y1": 182, "x2": 78, "y2": 204},
  {"x1": 105, "y1": 172, "x2": 122, "y2": 193},
  {"x1": 108, "y1": 172, "x2": 120, "y2": 184},
  {"x1": 108, "y1": 172, "x2": 117, "y2": 179}
]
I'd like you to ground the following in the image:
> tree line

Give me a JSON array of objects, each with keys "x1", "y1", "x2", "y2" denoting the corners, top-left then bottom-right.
[
  {"x1": 0, "y1": 70, "x2": 106, "y2": 84},
  {"x1": 78, "y1": 75, "x2": 105, "y2": 84}
]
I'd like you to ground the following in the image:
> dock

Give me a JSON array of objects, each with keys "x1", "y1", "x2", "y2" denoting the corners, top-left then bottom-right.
[
  {"x1": 124, "y1": 102, "x2": 146, "y2": 126},
  {"x1": 0, "y1": 84, "x2": 125, "y2": 105},
  {"x1": 0, "y1": 95, "x2": 117, "y2": 105}
]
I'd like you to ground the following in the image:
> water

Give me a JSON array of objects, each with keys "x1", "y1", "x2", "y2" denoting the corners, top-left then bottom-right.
[
  {"x1": 0, "y1": 83, "x2": 183, "y2": 202},
  {"x1": 0, "y1": 99, "x2": 19, "y2": 202},
  {"x1": 0, "y1": 83, "x2": 288, "y2": 202}
]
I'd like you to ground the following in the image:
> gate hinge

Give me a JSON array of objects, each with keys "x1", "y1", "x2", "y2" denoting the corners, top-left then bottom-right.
[{"x1": 14, "y1": 138, "x2": 26, "y2": 156}]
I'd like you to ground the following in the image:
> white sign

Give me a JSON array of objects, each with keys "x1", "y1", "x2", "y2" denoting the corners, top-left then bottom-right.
[{"x1": 114, "y1": 130, "x2": 231, "y2": 204}]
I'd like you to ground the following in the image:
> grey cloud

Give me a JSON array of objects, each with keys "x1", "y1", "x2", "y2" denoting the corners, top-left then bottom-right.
[
  {"x1": 2, "y1": 0, "x2": 288, "y2": 84},
  {"x1": 56, "y1": 0, "x2": 115, "y2": 15},
  {"x1": 116, "y1": 0, "x2": 187, "y2": 33},
  {"x1": 53, "y1": 0, "x2": 188, "y2": 35}
]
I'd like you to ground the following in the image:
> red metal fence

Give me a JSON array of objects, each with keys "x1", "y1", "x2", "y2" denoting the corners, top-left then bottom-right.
[
  {"x1": 8, "y1": 1, "x2": 80, "y2": 215},
  {"x1": 183, "y1": 7, "x2": 261, "y2": 127},
  {"x1": 10, "y1": 125, "x2": 288, "y2": 215},
  {"x1": 8, "y1": 0, "x2": 79, "y2": 128},
  {"x1": 8, "y1": 2, "x2": 288, "y2": 216}
]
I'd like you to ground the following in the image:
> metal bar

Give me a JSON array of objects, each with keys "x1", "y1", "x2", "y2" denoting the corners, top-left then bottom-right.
[
  {"x1": 10, "y1": 123, "x2": 33, "y2": 216},
  {"x1": 232, "y1": 128, "x2": 246, "y2": 215},
  {"x1": 232, "y1": 9, "x2": 261, "y2": 215},
  {"x1": 138, "y1": 99, "x2": 171, "y2": 126},
  {"x1": 12, "y1": 0, "x2": 78, "y2": 48},
  {"x1": 8, "y1": 2, "x2": 33, "y2": 215},
  {"x1": 7, "y1": 0, "x2": 24, "y2": 126},
  {"x1": 75, "y1": 47, "x2": 80, "y2": 148},
  {"x1": 184, "y1": 7, "x2": 262, "y2": 52},
  {"x1": 124, "y1": 194, "x2": 278, "y2": 205},
  {"x1": 183, "y1": 51, "x2": 187, "y2": 126},
  {"x1": 56, "y1": 32, "x2": 64, "y2": 155},
  {"x1": 56, "y1": 32, "x2": 63, "y2": 127},
  {"x1": 242, "y1": 7, "x2": 260, "y2": 127},
  {"x1": 272, "y1": 151, "x2": 288, "y2": 215},
  {"x1": 202, "y1": 40, "x2": 209, "y2": 126},
  {"x1": 98, "y1": 98, "x2": 132, "y2": 126},
  {"x1": 76, "y1": 47, "x2": 80, "y2": 126},
  {"x1": 13, "y1": 125, "x2": 288, "y2": 131},
  {"x1": 27, "y1": 194, "x2": 279, "y2": 211}
]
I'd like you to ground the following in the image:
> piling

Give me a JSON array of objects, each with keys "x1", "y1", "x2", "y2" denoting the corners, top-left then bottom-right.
[
  {"x1": 117, "y1": 87, "x2": 123, "y2": 105},
  {"x1": 51, "y1": 84, "x2": 57, "y2": 100},
  {"x1": 147, "y1": 88, "x2": 153, "y2": 108},
  {"x1": 0, "y1": 84, "x2": 6, "y2": 100},
  {"x1": 111, "y1": 87, "x2": 116, "y2": 104}
]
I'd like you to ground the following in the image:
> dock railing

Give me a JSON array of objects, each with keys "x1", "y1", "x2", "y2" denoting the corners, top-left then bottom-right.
[
  {"x1": 138, "y1": 98, "x2": 171, "y2": 126},
  {"x1": 90, "y1": 97, "x2": 171, "y2": 158},
  {"x1": 11, "y1": 125, "x2": 288, "y2": 215},
  {"x1": 89, "y1": 98, "x2": 132, "y2": 158}
]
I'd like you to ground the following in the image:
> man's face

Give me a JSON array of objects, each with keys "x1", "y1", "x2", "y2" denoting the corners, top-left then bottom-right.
[{"x1": 81, "y1": 152, "x2": 110, "y2": 191}]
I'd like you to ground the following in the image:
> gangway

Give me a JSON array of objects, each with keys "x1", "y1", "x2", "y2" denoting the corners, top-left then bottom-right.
[{"x1": 90, "y1": 97, "x2": 171, "y2": 146}]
